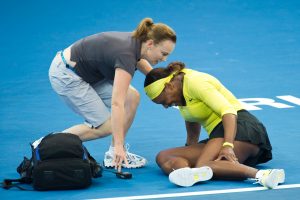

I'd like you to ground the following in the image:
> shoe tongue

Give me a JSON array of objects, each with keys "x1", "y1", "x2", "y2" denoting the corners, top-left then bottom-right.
[
  {"x1": 124, "y1": 143, "x2": 130, "y2": 151},
  {"x1": 109, "y1": 145, "x2": 115, "y2": 152}
]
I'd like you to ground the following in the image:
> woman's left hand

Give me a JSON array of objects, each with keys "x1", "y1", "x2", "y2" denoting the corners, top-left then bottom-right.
[{"x1": 215, "y1": 146, "x2": 239, "y2": 163}]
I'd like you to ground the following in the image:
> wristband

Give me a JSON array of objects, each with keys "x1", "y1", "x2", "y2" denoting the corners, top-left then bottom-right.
[{"x1": 222, "y1": 142, "x2": 234, "y2": 149}]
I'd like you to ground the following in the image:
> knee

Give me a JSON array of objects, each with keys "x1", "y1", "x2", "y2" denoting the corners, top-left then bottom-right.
[
  {"x1": 132, "y1": 89, "x2": 140, "y2": 106},
  {"x1": 156, "y1": 151, "x2": 189, "y2": 174},
  {"x1": 127, "y1": 87, "x2": 140, "y2": 107},
  {"x1": 156, "y1": 150, "x2": 169, "y2": 167}
]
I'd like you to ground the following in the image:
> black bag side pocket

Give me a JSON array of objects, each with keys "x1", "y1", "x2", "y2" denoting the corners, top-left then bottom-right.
[{"x1": 33, "y1": 158, "x2": 92, "y2": 191}]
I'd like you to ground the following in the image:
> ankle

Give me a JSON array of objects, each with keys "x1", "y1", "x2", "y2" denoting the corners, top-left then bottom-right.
[{"x1": 244, "y1": 167, "x2": 258, "y2": 179}]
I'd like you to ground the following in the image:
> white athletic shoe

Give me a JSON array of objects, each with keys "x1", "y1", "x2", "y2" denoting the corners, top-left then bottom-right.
[
  {"x1": 103, "y1": 144, "x2": 147, "y2": 168},
  {"x1": 169, "y1": 166, "x2": 213, "y2": 187},
  {"x1": 254, "y1": 169, "x2": 285, "y2": 189},
  {"x1": 277, "y1": 169, "x2": 285, "y2": 184}
]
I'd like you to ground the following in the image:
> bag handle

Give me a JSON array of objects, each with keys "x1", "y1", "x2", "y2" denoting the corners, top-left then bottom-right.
[{"x1": 2, "y1": 177, "x2": 33, "y2": 190}]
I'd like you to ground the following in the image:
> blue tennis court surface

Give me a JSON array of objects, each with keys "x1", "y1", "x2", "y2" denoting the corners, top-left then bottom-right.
[{"x1": 1, "y1": 0, "x2": 300, "y2": 199}]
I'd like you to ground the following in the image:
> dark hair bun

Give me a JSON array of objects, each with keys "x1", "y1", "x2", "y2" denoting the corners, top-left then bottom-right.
[{"x1": 167, "y1": 61, "x2": 185, "y2": 73}]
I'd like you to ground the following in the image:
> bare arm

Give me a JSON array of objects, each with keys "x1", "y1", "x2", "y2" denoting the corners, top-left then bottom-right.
[
  {"x1": 215, "y1": 113, "x2": 238, "y2": 162},
  {"x1": 185, "y1": 121, "x2": 201, "y2": 146},
  {"x1": 222, "y1": 113, "x2": 237, "y2": 144},
  {"x1": 136, "y1": 59, "x2": 153, "y2": 75},
  {"x1": 111, "y1": 68, "x2": 132, "y2": 171}
]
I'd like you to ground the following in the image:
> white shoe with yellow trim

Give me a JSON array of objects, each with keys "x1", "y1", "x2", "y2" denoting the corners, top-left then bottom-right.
[
  {"x1": 254, "y1": 169, "x2": 285, "y2": 189},
  {"x1": 169, "y1": 166, "x2": 213, "y2": 187}
]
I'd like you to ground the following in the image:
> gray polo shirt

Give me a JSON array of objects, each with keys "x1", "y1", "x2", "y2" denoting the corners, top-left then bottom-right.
[{"x1": 70, "y1": 32, "x2": 141, "y2": 84}]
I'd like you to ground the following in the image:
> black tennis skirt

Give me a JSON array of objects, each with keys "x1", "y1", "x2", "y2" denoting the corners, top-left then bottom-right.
[{"x1": 200, "y1": 110, "x2": 272, "y2": 166}]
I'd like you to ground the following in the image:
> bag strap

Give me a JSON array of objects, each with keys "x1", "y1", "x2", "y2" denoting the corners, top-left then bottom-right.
[
  {"x1": 17, "y1": 156, "x2": 33, "y2": 179},
  {"x1": 2, "y1": 177, "x2": 33, "y2": 190},
  {"x1": 3, "y1": 156, "x2": 35, "y2": 191},
  {"x1": 82, "y1": 146, "x2": 103, "y2": 178}
]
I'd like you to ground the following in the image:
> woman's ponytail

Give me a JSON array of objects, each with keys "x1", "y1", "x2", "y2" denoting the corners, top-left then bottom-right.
[
  {"x1": 132, "y1": 18, "x2": 154, "y2": 42},
  {"x1": 132, "y1": 18, "x2": 176, "y2": 44},
  {"x1": 166, "y1": 61, "x2": 185, "y2": 74}
]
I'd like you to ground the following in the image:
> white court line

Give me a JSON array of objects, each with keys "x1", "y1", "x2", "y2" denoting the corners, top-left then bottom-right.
[{"x1": 88, "y1": 184, "x2": 300, "y2": 200}]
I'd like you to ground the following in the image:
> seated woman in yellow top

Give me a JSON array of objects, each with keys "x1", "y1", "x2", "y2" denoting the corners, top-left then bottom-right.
[{"x1": 144, "y1": 61, "x2": 285, "y2": 189}]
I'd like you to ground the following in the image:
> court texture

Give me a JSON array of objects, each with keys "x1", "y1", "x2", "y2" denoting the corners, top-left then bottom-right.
[{"x1": 0, "y1": 0, "x2": 299, "y2": 199}]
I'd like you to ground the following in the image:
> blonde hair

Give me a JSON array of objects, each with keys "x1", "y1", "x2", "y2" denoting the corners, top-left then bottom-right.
[{"x1": 132, "y1": 18, "x2": 176, "y2": 44}]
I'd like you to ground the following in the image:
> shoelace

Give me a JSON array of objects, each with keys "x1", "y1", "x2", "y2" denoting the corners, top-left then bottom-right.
[
  {"x1": 124, "y1": 143, "x2": 131, "y2": 153},
  {"x1": 109, "y1": 144, "x2": 142, "y2": 162},
  {"x1": 251, "y1": 178, "x2": 260, "y2": 185},
  {"x1": 124, "y1": 144, "x2": 140, "y2": 161},
  {"x1": 249, "y1": 171, "x2": 269, "y2": 185}
]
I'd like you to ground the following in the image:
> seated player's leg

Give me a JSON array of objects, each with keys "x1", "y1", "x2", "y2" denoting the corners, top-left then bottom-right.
[{"x1": 156, "y1": 143, "x2": 206, "y2": 174}]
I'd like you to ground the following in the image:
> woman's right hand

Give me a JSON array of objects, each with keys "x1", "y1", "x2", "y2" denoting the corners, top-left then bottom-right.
[
  {"x1": 113, "y1": 144, "x2": 128, "y2": 172},
  {"x1": 215, "y1": 146, "x2": 239, "y2": 163},
  {"x1": 111, "y1": 68, "x2": 131, "y2": 172}
]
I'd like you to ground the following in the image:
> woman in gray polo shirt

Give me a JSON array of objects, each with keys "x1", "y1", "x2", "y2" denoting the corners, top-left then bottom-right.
[{"x1": 49, "y1": 18, "x2": 176, "y2": 171}]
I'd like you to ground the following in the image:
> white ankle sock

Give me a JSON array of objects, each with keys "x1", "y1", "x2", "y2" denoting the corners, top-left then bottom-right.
[
  {"x1": 255, "y1": 170, "x2": 266, "y2": 179},
  {"x1": 109, "y1": 145, "x2": 115, "y2": 152}
]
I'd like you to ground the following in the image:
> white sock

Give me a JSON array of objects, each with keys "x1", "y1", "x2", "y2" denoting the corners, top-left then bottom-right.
[
  {"x1": 255, "y1": 170, "x2": 267, "y2": 179},
  {"x1": 109, "y1": 145, "x2": 114, "y2": 152}
]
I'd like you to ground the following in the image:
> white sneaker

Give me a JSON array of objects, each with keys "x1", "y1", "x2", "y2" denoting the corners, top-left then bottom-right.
[
  {"x1": 255, "y1": 169, "x2": 285, "y2": 189},
  {"x1": 169, "y1": 166, "x2": 213, "y2": 187},
  {"x1": 277, "y1": 169, "x2": 285, "y2": 184},
  {"x1": 103, "y1": 144, "x2": 147, "y2": 168}
]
